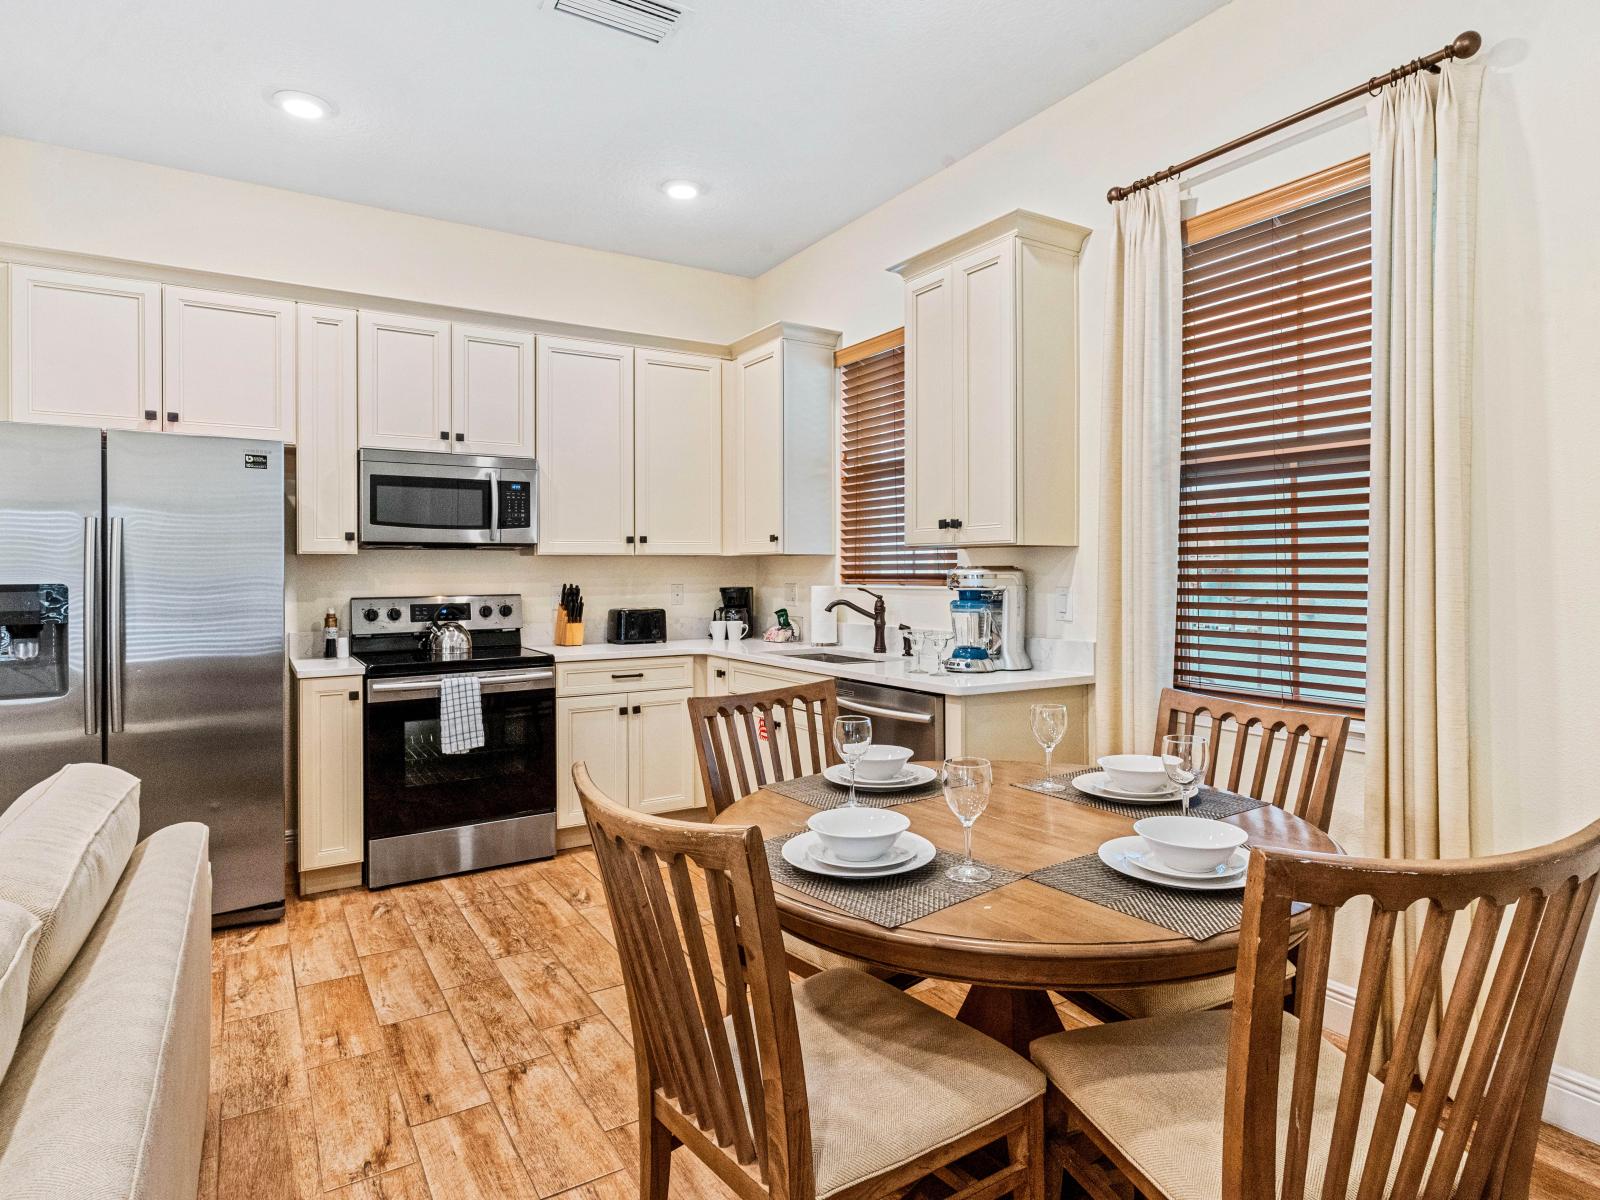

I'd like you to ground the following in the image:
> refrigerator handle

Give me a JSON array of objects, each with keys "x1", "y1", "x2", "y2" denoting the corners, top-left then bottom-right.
[
  {"x1": 83, "y1": 515, "x2": 100, "y2": 736},
  {"x1": 109, "y1": 516, "x2": 126, "y2": 734}
]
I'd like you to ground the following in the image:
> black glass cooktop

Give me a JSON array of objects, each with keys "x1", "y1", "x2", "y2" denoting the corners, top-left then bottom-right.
[{"x1": 351, "y1": 631, "x2": 554, "y2": 680}]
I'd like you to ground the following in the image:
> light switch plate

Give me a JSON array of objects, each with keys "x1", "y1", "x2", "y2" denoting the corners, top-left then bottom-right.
[{"x1": 1052, "y1": 586, "x2": 1072, "y2": 623}]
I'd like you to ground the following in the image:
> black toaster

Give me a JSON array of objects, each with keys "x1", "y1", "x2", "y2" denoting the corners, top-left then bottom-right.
[{"x1": 606, "y1": 608, "x2": 667, "y2": 644}]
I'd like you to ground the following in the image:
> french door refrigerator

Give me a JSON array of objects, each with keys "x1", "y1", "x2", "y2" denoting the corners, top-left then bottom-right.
[{"x1": 0, "y1": 423, "x2": 285, "y2": 925}]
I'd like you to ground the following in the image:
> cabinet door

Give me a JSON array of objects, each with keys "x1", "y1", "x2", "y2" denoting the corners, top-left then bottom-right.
[
  {"x1": 162, "y1": 287, "x2": 296, "y2": 440},
  {"x1": 729, "y1": 339, "x2": 785, "y2": 553},
  {"x1": 357, "y1": 311, "x2": 451, "y2": 451},
  {"x1": 8, "y1": 265, "x2": 162, "y2": 430},
  {"x1": 537, "y1": 337, "x2": 635, "y2": 555},
  {"x1": 452, "y1": 324, "x2": 535, "y2": 457},
  {"x1": 636, "y1": 349, "x2": 722, "y2": 555},
  {"x1": 903, "y1": 266, "x2": 958, "y2": 545},
  {"x1": 296, "y1": 677, "x2": 364, "y2": 870},
  {"x1": 629, "y1": 687, "x2": 697, "y2": 814},
  {"x1": 952, "y1": 244, "x2": 1018, "y2": 543},
  {"x1": 556, "y1": 694, "x2": 631, "y2": 829},
  {"x1": 295, "y1": 305, "x2": 359, "y2": 554}
]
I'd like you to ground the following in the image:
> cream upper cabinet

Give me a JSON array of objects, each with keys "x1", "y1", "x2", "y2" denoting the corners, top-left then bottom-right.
[
  {"x1": 723, "y1": 322, "x2": 838, "y2": 556},
  {"x1": 537, "y1": 336, "x2": 635, "y2": 555},
  {"x1": 7, "y1": 265, "x2": 162, "y2": 431},
  {"x1": 295, "y1": 305, "x2": 359, "y2": 554},
  {"x1": 161, "y1": 286, "x2": 296, "y2": 441},
  {"x1": 357, "y1": 310, "x2": 452, "y2": 451},
  {"x1": 635, "y1": 348, "x2": 722, "y2": 555},
  {"x1": 452, "y1": 323, "x2": 535, "y2": 457},
  {"x1": 629, "y1": 686, "x2": 697, "y2": 814},
  {"x1": 295, "y1": 675, "x2": 364, "y2": 876},
  {"x1": 894, "y1": 211, "x2": 1089, "y2": 547}
]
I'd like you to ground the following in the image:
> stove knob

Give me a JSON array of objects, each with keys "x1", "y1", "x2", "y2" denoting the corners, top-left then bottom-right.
[
  {"x1": 362, "y1": 608, "x2": 379, "y2": 623},
  {"x1": 498, "y1": 604, "x2": 514, "y2": 618},
  {"x1": 478, "y1": 605, "x2": 493, "y2": 619},
  {"x1": 386, "y1": 607, "x2": 402, "y2": 622}
]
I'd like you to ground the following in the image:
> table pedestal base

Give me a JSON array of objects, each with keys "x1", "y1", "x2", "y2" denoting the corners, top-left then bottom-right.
[{"x1": 955, "y1": 985, "x2": 1065, "y2": 1054}]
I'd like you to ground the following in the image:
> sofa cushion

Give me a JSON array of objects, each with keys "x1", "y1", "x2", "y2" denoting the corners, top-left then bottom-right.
[
  {"x1": 0, "y1": 764, "x2": 141, "y2": 1018},
  {"x1": 0, "y1": 823, "x2": 211, "y2": 1200},
  {"x1": 0, "y1": 901, "x2": 42, "y2": 1080}
]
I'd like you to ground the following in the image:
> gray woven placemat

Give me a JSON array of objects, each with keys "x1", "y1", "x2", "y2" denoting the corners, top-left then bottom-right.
[
  {"x1": 1028, "y1": 853, "x2": 1245, "y2": 941},
  {"x1": 764, "y1": 833, "x2": 1022, "y2": 928},
  {"x1": 765, "y1": 771, "x2": 942, "y2": 810},
  {"x1": 1013, "y1": 768, "x2": 1268, "y2": 821}
]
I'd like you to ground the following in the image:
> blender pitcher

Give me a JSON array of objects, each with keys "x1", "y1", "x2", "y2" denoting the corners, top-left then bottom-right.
[{"x1": 944, "y1": 590, "x2": 1003, "y2": 672}]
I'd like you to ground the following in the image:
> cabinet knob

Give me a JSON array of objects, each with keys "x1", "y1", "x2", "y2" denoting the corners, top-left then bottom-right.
[
  {"x1": 347, "y1": 690, "x2": 359, "y2": 701},
  {"x1": 439, "y1": 431, "x2": 449, "y2": 440},
  {"x1": 344, "y1": 531, "x2": 356, "y2": 542},
  {"x1": 618, "y1": 705, "x2": 628, "y2": 716},
  {"x1": 949, "y1": 518, "x2": 963, "y2": 530},
  {"x1": 143, "y1": 410, "x2": 158, "y2": 422},
  {"x1": 768, "y1": 533, "x2": 779, "y2": 543},
  {"x1": 638, "y1": 535, "x2": 648, "y2": 544},
  {"x1": 631, "y1": 704, "x2": 641, "y2": 715},
  {"x1": 455, "y1": 433, "x2": 464, "y2": 442},
  {"x1": 166, "y1": 412, "x2": 180, "y2": 424},
  {"x1": 937, "y1": 518, "x2": 950, "y2": 530},
  {"x1": 625, "y1": 535, "x2": 635, "y2": 544},
  {"x1": 715, "y1": 669, "x2": 726, "y2": 678}
]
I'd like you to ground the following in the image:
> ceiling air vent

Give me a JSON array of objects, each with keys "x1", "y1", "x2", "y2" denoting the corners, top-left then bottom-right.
[{"x1": 551, "y1": 0, "x2": 685, "y2": 43}]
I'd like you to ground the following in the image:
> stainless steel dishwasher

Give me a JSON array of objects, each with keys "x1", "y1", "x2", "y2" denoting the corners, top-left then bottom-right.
[{"x1": 834, "y1": 679, "x2": 944, "y2": 761}]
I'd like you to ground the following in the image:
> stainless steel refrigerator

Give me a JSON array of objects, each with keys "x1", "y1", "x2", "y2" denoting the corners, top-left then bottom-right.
[{"x1": 0, "y1": 424, "x2": 285, "y2": 925}]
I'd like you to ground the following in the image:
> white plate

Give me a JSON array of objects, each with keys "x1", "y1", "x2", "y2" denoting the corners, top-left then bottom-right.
[
  {"x1": 823, "y1": 763, "x2": 939, "y2": 791},
  {"x1": 1098, "y1": 836, "x2": 1247, "y2": 891},
  {"x1": 783, "y1": 831, "x2": 937, "y2": 879},
  {"x1": 808, "y1": 836, "x2": 917, "y2": 871},
  {"x1": 1071, "y1": 771, "x2": 1181, "y2": 804},
  {"x1": 1123, "y1": 844, "x2": 1248, "y2": 881}
]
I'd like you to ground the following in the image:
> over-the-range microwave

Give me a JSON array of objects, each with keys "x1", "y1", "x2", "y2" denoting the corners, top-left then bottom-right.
[{"x1": 358, "y1": 448, "x2": 538, "y2": 547}]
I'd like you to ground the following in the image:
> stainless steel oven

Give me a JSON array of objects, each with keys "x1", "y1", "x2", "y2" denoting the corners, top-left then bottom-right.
[{"x1": 359, "y1": 448, "x2": 537, "y2": 547}]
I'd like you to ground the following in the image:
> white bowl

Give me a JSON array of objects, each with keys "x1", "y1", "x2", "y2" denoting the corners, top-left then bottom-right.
[
  {"x1": 854, "y1": 745, "x2": 914, "y2": 782},
  {"x1": 1133, "y1": 816, "x2": 1250, "y2": 875},
  {"x1": 1098, "y1": 754, "x2": 1172, "y2": 795},
  {"x1": 806, "y1": 807, "x2": 910, "y2": 863}
]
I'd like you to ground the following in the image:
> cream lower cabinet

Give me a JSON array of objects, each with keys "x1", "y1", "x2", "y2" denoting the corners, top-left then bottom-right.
[
  {"x1": 556, "y1": 685, "x2": 696, "y2": 828},
  {"x1": 295, "y1": 675, "x2": 365, "y2": 893}
]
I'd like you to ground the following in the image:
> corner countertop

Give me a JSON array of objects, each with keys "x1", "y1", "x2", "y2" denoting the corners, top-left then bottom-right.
[
  {"x1": 289, "y1": 655, "x2": 366, "y2": 679},
  {"x1": 528, "y1": 638, "x2": 1092, "y2": 698}
]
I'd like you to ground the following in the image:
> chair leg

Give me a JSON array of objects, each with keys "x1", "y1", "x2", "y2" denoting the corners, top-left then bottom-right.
[
  {"x1": 641, "y1": 1113, "x2": 675, "y2": 1200},
  {"x1": 1007, "y1": 1097, "x2": 1045, "y2": 1200}
]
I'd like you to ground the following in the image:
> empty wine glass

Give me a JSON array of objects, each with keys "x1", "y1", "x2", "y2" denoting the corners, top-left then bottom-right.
[
  {"x1": 943, "y1": 757, "x2": 993, "y2": 882},
  {"x1": 1161, "y1": 734, "x2": 1209, "y2": 815},
  {"x1": 1030, "y1": 702, "x2": 1069, "y2": 791},
  {"x1": 832, "y1": 715, "x2": 872, "y2": 808}
]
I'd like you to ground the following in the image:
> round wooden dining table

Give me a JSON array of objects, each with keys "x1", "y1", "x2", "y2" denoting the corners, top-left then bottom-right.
[{"x1": 712, "y1": 759, "x2": 1340, "y2": 1052}]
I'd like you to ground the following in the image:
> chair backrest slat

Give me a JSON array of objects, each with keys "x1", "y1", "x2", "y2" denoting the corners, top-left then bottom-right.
[
  {"x1": 1153, "y1": 688, "x2": 1350, "y2": 831},
  {"x1": 689, "y1": 683, "x2": 842, "y2": 816}
]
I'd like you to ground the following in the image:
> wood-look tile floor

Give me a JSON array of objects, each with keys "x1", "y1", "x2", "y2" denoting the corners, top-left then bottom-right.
[{"x1": 203, "y1": 849, "x2": 1600, "y2": 1200}]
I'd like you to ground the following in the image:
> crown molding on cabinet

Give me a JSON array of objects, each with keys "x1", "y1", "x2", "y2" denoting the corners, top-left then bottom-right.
[
  {"x1": 727, "y1": 320, "x2": 842, "y2": 358},
  {"x1": 887, "y1": 209, "x2": 1092, "y2": 280}
]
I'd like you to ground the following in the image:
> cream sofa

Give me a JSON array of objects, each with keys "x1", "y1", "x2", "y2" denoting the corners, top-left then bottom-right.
[{"x1": 0, "y1": 764, "x2": 211, "y2": 1200}]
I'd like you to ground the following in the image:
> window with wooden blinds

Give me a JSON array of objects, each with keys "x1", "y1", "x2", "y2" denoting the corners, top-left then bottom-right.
[
  {"x1": 838, "y1": 334, "x2": 957, "y2": 585},
  {"x1": 1176, "y1": 159, "x2": 1371, "y2": 711}
]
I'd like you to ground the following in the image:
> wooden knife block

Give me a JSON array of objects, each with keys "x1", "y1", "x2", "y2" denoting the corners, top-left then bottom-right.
[{"x1": 554, "y1": 610, "x2": 585, "y2": 646}]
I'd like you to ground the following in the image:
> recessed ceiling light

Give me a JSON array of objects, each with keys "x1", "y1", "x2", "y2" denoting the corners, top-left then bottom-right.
[
  {"x1": 272, "y1": 90, "x2": 333, "y2": 121},
  {"x1": 661, "y1": 180, "x2": 701, "y2": 201}
]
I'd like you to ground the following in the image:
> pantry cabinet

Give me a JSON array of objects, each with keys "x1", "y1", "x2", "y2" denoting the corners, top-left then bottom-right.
[
  {"x1": 537, "y1": 337, "x2": 636, "y2": 555},
  {"x1": 452, "y1": 323, "x2": 535, "y2": 457},
  {"x1": 357, "y1": 310, "x2": 452, "y2": 451},
  {"x1": 6, "y1": 265, "x2": 163, "y2": 431},
  {"x1": 722, "y1": 322, "x2": 838, "y2": 555},
  {"x1": 893, "y1": 210, "x2": 1089, "y2": 547},
  {"x1": 162, "y1": 286, "x2": 297, "y2": 441},
  {"x1": 294, "y1": 305, "x2": 359, "y2": 554},
  {"x1": 635, "y1": 348, "x2": 722, "y2": 554},
  {"x1": 295, "y1": 674, "x2": 364, "y2": 887}
]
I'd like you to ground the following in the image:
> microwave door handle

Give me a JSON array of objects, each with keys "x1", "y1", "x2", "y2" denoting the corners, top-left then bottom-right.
[
  {"x1": 83, "y1": 515, "x2": 99, "y2": 736},
  {"x1": 488, "y1": 470, "x2": 501, "y2": 542}
]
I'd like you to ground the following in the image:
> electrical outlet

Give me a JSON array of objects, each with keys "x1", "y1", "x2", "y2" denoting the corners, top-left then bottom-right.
[
  {"x1": 1052, "y1": 586, "x2": 1073, "y2": 623},
  {"x1": 670, "y1": 582, "x2": 685, "y2": 606},
  {"x1": 786, "y1": 583, "x2": 798, "y2": 603}
]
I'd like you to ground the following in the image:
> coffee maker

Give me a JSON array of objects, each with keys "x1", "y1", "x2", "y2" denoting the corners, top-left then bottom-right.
[
  {"x1": 943, "y1": 568, "x2": 1030, "y2": 672},
  {"x1": 716, "y1": 586, "x2": 754, "y2": 640}
]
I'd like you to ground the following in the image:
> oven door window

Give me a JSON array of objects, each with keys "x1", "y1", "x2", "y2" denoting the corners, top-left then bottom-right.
[
  {"x1": 368, "y1": 474, "x2": 492, "y2": 530},
  {"x1": 365, "y1": 687, "x2": 555, "y2": 841}
]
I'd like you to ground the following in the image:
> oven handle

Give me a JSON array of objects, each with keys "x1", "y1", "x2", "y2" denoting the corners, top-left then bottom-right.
[
  {"x1": 367, "y1": 669, "x2": 554, "y2": 703},
  {"x1": 838, "y1": 697, "x2": 935, "y2": 725}
]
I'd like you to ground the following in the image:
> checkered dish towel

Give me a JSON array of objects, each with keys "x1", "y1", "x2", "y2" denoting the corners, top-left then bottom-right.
[{"x1": 439, "y1": 674, "x2": 485, "y2": 754}]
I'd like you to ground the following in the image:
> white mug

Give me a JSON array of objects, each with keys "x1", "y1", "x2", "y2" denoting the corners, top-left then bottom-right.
[{"x1": 711, "y1": 619, "x2": 747, "y2": 642}]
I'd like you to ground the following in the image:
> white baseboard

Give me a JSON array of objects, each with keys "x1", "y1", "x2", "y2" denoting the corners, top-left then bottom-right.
[{"x1": 1322, "y1": 980, "x2": 1599, "y2": 1141}]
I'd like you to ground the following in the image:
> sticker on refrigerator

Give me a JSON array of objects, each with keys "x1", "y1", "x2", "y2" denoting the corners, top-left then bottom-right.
[{"x1": 243, "y1": 453, "x2": 268, "y2": 469}]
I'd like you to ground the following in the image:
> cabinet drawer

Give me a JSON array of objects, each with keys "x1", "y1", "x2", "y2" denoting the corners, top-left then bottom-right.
[
  {"x1": 556, "y1": 656, "x2": 694, "y2": 697},
  {"x1": 723, "y1": 660, "x2": 827, "y2": 694}
]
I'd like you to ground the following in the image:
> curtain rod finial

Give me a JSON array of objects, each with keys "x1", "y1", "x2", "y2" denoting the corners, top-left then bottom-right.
[
  {"x1": 1453, "y1": 30, "x2": 1482, "y2": 58},
  {"x1": 1106, "y1": 186, "x2": 1123, "y2": 204}
]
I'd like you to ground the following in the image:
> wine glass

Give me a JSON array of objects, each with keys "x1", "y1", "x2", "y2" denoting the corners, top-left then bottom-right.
[
  {"x1": 943, "y1": 757, "x2": 993, "y2": 882},
  {"x1": 832, "y1": 715, "x2": 872, "y2": 808},
  {"x1": 1030, "y1": 703, "x2": 1069, "y2": 791},
  {"x1": 1161, "y1": 734, "x2": 1209, "y2": 815}
]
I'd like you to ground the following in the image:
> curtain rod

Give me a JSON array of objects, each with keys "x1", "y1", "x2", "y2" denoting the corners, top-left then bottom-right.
[{"x1": 1106, "y1": 30, "x2": 1482, "y2": 204}]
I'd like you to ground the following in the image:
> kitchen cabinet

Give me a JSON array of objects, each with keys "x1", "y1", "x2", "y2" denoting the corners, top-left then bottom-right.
[
  {"x1": 628, "y1": 686, "x2": 697, "y2": 814},
  {"x1": 537, "y1": 336, "x2": 635, "y2": 555},
  {"x1": 294, "y1": 305, "x2": 359, "y2": 554},
  {"x1": 162, "y1": 286, "x2": 296, "y2": 441},
  {"x1": 452, "y1": 323, "x2": 535, "y2": 457},
  {"x1": 893, "y1": 211, "x2": 1090, "y2": 547},
  {"x1": 357, "y1": 310, "x2": 452, "y2": 451},
  {"x1": 6, "y1": 265, "x2": 162, "y2": 431},
  {"x1": 723, "y1": 322, "x2": 838, "y2": 555},
  {"x1": 295, "y1": 674, "x2": 365, "y2": 892},
  {"x1": 635, "y1": 348, "x2": 722, "y2": 554}
]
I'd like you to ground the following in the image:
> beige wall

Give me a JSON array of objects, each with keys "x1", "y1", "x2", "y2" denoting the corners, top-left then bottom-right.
[{"x1": 750, "y1": 0, "x2": 1600, "y2": 1087}]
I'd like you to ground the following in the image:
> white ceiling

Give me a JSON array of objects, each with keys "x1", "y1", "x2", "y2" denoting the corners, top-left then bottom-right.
[{"x1": 0, "y1": 0, "x2": 1225, "y2": 276}]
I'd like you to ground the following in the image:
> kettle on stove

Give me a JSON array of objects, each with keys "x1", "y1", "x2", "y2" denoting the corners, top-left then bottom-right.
[{"x1": 419, "y1": 613, "x2": 473, "y2": 661}]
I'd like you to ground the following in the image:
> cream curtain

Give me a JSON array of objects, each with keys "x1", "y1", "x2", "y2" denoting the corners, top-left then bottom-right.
[
  {"x1": 1365, "y1": 60, "x2": 1484, "y2": 1051},
  {"x1": 1094, "y1": 180, "x2": 1183, "y2": 757}
]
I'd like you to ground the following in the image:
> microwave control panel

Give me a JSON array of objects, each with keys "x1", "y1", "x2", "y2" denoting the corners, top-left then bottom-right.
[{"x1": 497, "y1": 480, "x2": 531, "y2": 528}]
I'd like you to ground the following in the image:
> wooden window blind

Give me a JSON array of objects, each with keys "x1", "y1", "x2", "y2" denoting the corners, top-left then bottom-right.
[
  {"x1": 838, "y1": 334, "x2": 957, "y2": 585},
  {"x1": 1176, "y1": 159, "x2": 1371, "y2": 710}
]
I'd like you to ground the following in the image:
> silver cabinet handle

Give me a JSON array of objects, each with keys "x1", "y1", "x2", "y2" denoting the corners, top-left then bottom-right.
[
  {"x1": 108, "y1": 516, "x2": 125, "y2": 733},
  {"x1": 83, "y1": 515, "x2": 99, "y2": 735},
  {"x1": 838, "y1": 697, "x2": 934, "y2": 725}
]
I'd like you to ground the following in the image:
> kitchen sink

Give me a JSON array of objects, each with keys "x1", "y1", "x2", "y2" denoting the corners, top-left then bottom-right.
[{"x1": 781, "y1": 651, "x2": 880, "y2": 664}]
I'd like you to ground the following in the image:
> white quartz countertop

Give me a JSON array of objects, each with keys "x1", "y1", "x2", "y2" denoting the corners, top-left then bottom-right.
[
  {"x1": 289, "y1": 654, "x2": 366, "y2": 679},
  {"x1": 529, "y1": 638, "x2": 1092, "y2": 697}
]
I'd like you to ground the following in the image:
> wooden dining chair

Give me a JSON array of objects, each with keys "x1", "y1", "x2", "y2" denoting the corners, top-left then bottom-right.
[
  {"x1": 1031, "y1": 816, "x2": 1600, "y2": 1200},
  {"x1": 687, "y1": 682, "x2": 841, "y2": 818},
  {"x1": 1073, "y1": 688, "x2": 1352, "y2": 1021},
  {"x1": 574, "y1": 763, "x2": 1047, "y2": 1200}
]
